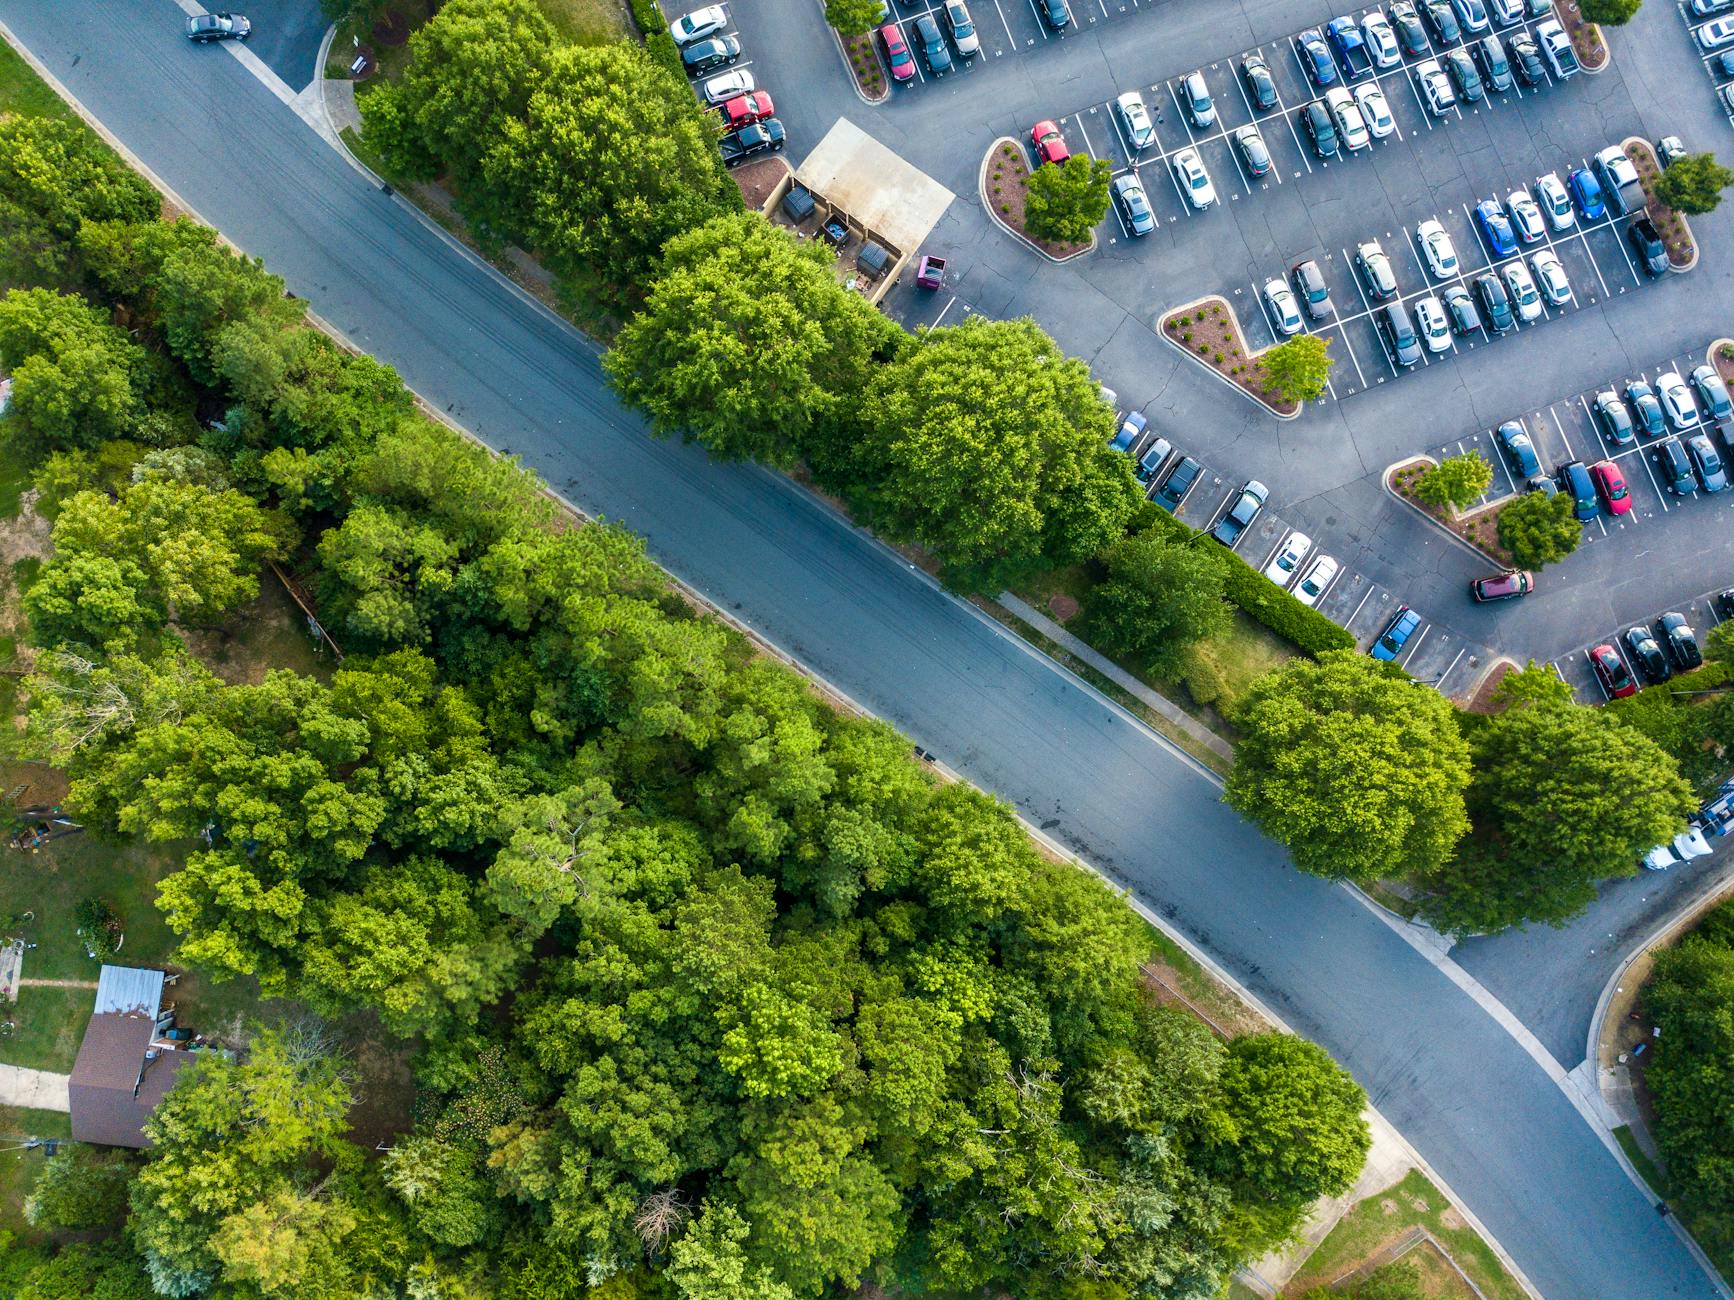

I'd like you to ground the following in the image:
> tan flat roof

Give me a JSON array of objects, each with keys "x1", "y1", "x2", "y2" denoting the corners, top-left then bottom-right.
[{"x1": 793, "y1": 119, "x2": 954, "y2": 255}]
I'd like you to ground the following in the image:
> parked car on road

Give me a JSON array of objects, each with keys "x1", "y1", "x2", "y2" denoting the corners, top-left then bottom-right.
[
  {"x1": 1474, "y1": 32, "x2": 1513, "y2": 90},
  {"x1": 1688, "y1": 434, "x2": 1728, "y2": 491},
  {"x1": 1302, "y1": 99, "x2": 1340, "y2": 157},
  {"x1": 1136, "y1": 436, "x2": 1173, "y2": 484},
  {"x1": 1509, "y1": 29, "x2": 1545, "y2": 84},
  {"x1": 1658, "y1": 371, "x2": 1701, "y2": 429},
  {"x1": 719, "y1": 119, "x2": 785, "y2": 167},
  {"x1": 944, "y1": 0, "x2": 980, "y2": 55},
  {"x1": 1380, "y1": 301, "x2": 1422, "y2": 368},
  {"x1": 1211, "y1": 481, "x2": 1268, "y2": 545},
  {"x1": 1235, "y1": 126, "x2": 1273, "y2": 177},
  {"x1": 1502, "y1": 260, "x2": 1541, "y2": 322},
  {"x1": 1559, "y1": 460, "x2": 1597, "y2": 520},
  {"x1": 1531, "y1": 250, "x2": 1572, "y2": 306},
  {"x1": 1363, "y1": 11, "x2": 1402, "y2": 67},
  {"x1": 1416, "y1": 296, "x2": 1450, "y2": 353},
  {"x1": 1109, "y1": 410, "x2": 1145, "y2": 454},
  {"x1": 1292, "y1": 259, "x2": 1335, "y2": 320},
  {"x1": 1041, "y1": 0, "x2": 1072, "y2": 29},
  {"x1": 1537, "y1": 17, "x2": 1579, "y2": 76},
  {"x1": 1355, "y1": 83, "x2": 1396, "y2": 137},
  {"x1": 1116, "y1": 91, "x2": 1156, "y2": 150},
  {"x1": 1659, "y1": 612, "x2": 1703, "y2": 669},
  {"x1": 1472, "y1": 570, "x2": 1533, "y2": 601},
  {"x1": 720, "y1": 91, "x2": 775, "y2": 128},
  {"x1": 682, "y1": 34, "x2": 740, "y2": 74},
  {"x1": 1263, "y1": 279, "x2": 1304, "y2": 335},
  {"x1": 1242, "y1": 54, "x2": 1280, "y2": 110},
  {"x1": 1443, "y1": 284, "x2": 1481, "y2": 335},
  {"x1": 1626, "y1": 626, "x2": 1670, "y2": 684},
  {"x1": 1172, "y1": 148, "x2": 1217, "y2": 209},
  {"x1": 1156, "y1": 456, "x2": 1202, "y2": 511},
  {"x1": 1417, "y1": 218, "x2": 1459, "y2": 278},
  {"x1": 1497, "y1": 419, "x2": 1540, "y2": 476},
  {"x1": 1691, "y1": 364, "x2": 1733, "y2": 422},
  {"x1": 1590, "y1": 460, "x2": 1631, "y2": 515},
  {"x1": 1507, "y1": 190, "x2": 1544, "y2": 243},
  {"x1": 1626, "y1": 379, "x2": 1666, "y2": 437},
  {"x1": 1416, "y1": 60, "x2": 1457, "y2": 115},
  {"x1": 1473, "y1": 199, "x2": 1515, "y2": 256},
  {"x1": 1591, "y1": 391, "x2": 1635, "y2": 447},
  {"x1": 1535, "y1": 172, "x2": 1574, "y2": 230},
  {"x1": 1326, "y1": 87, "x2": 1370, "y2": 151},
  {"x1": 1420, "y1": 0, "x2": 1461, "y2": 44},
  {"x1": 1567, "y1": 167, "x2": 1606, "y2": 221},
  {"x1": 1656, "y1": 438, "x2": 1696, "y2": 495},
  {"x1": 1356, "y1": 239, "x2": 1398, "y2": 298},
  {"x1": 913, "y1": 14, "x2": 952, "y2": 74},
  {"x1": 1030, "y1": 119, "x2": 1070, "y2": 164},
  {"x1": 1371, "y1": 607, "x2": 1422, "y2": 661},
  {"x1": 1111, "y1": 174, "x2": 1155, "y2": 236},
  {"x1": 1391, "y1": 1, "x2": 1431, "y2": 55},
  {"x1": 702, "y1": 69, "x2": 755, "y2": 104},
  {"x1": 186, "y1": 11, "x2": 251, "y2": 41},
  {"x1": 1444, "y1": 47, "x2": 1484, "y2": 101},
  {"x1": 1298, "y1": 29, "x2": 1339, "y2": 85},
  {"x1": 1181, "y1": 71, "x2": 1216, "y2": 126},
  {"x1": 1628, "y1": 217, "x2": 1669, "y2": 277},
  {"x1": 1474, "y1": 272, "x2": 1514, "y2": 333}
]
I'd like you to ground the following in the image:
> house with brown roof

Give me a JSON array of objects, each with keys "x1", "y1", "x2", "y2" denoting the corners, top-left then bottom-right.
[{"x1": 67, "y1": 965, "x2": 193, "y2": 1147}]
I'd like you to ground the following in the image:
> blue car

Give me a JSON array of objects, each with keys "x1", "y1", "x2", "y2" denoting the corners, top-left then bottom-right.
[
  {"x1": 1568, "y1": 167, "x2": 1605, "y2": 221},
  {"x1": 1370, "y1": 606, "x2": 1422, "y2": 661},
  {"x1": 1109, "y1": 410, "x2": 1147, "y2": 454},
  {"x1": 1473, "y1": 200, "x2": 1516, "y2": 256},
  {"x1": 1297, "y1": 29, "x2": 1339, "y2": 85}
]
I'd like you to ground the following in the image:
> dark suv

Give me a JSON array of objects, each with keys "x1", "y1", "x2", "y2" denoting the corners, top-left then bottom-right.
[
  {"x1": 1301, "y1": 100, "x2": 1339, "y2": 158},
  {"x1": 1655, "y1": 438, "x2": 1695, "y2": 495},
  {"x1": 720, "y1": 119, "x2": 786, "y2": 166},
  {"x1": 1628, "y1": 218, "x2": 1668, "y2": 277},
  {"x1": 1474, "y1": 272, "x2": 1514, "y2": 333},
  {"x1": 1155, "y1": 456, "x2": 1201, "y2": 511},
  {"x1": 682, "y1": 35, "x2": 741, "y2": 73},
  {"x1": 1559, "y1": 460, "x2": 1597, "y2": 520},
  {"x1": 1211, "y1": 480, "x2": 1268, "y2": 545}
]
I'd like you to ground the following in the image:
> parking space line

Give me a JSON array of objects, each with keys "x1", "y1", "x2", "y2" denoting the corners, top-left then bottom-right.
[
  {"x1": 988, "y1": 0, "x2": 1016, "y2": 46},
  {"x1": 1399, "y1": 624, "x2": 1431, "y2": 665},
  {"x1": 1347, "y1": 586, "x2": 1375, "y2": 629},
  {"x1": 1072, "y1": 112, "x2": 1098, "y2": 158},
  {"x1": 1022, "y1": 0, "x2": 1049, "y2": 40}
]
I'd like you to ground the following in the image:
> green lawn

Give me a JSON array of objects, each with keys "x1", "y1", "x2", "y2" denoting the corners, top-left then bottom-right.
[
  {"x1": 1284, "y1": 1168, "x2": 1525, "y2": 1300},
  {"x1": 536, "y1": 0, "x2": 631, "y2": 44},
  {"x1": 0, "y1": 1106, "x2": 73, "y2": 1246},
  {"x1": 3, "y1": 986, "x2": 88, "y2": 1073},
  {"x1": 1613, "y1": 1125, "x2": 1671, "y2": 1200},
  {"x1": 0, "y1": 38, "x2": 77, "y2": 125},
  {"x1": 1175, "y1": 610, "x2": 1294, "y2": 721}
]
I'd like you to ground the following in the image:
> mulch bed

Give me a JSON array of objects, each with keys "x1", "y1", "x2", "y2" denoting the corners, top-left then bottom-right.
[
  {"x1": 1047, "y1": 594, "x2": 1080, "y2": 622},
  {"x1": 1462, "y1": 659, "x2": 1517, "y2": 714},
  {"x1": 1387, "y1": 459, "x2": 1513, "y2": 566},
  {"x1": 1157, "y1": 297, "x2": 1299, "y2": 415},
  {"x1": 1559, "y1": 2, "x2": 1609, "y2": 71},
  {"x1": 983, "y1": 142, "x2": 1089, "y2": 259},
  {"x1": 731, "y1": 157, "x2": 791, "y2": 211},
  {"x1": 1625, "y1": 140, "x2": 1698, "y2": 269},
  {"x1": 1714, "y1": 341, "x2": 1734, "y2": 387},
  {"x1": 842, "y1": 32, "x2": 887, "y2": 99}
]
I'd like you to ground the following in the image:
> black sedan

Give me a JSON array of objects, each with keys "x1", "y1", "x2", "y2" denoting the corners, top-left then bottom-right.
[
  {"x1": 1657, "y1": 612, "x2": 1703, "y2": 670},
  {"x1": 1625, "y1": 626, "x2": 1671, "y2": 684},
  {"x1": 720, "y1": 118, "x2": 785, "y2": 167},
  {"x1": 186, "y1": 11, "x2": 251, "y2": 41},
  {"x1": 1241, "y1": 55, "x2": 1279, "y2": 110}
]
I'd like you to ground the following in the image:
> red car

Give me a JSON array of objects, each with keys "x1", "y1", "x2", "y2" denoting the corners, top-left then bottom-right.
[
  {"x1": 1589, "y1": 459, "x2": 1631, "y2": 515},
  {"x1": 1590, "y1": 643, "x2": 1637, "y2": 699},
  {"x1": 879, "y1": 23, "x2": 915, "y2": 81},
  {"x1": 1030, "y1": 119, "x2": 1071, "y2": 165},
  {"x1": 721, "y1": 91, "x2": 775, "y2": 127}
]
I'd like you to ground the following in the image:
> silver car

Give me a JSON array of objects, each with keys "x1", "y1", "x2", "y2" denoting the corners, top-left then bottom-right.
[
  {"x1": 944, "y1": 0, "x2": 980, "y2": 55},
  {"x1": 1263, "y1": 279, "x2": 1304, "y2": 336},
  {"x1": 1115, "y1": 91, "x2": 1155, "y2": 151}
]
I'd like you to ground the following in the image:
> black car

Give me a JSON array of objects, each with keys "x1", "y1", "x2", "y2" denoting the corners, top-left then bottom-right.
[
  {"x1": 1444, "y1": 48, "x2": 1484, "y2": 99},
  {"x1": 186, "y1": 11, "x2": 251, "y2": 41},
  {"x1": 1042, "y1": 0, "x2": 1071, "y2": 29},
  {"x1": 1443, "y1": 284, "x2": 1481, "y2": 335},
  {"x1": 1508, "y1": 30, "x2": 1545, "y2": 85},
  {"x1": 1474, "y1": 272, "x2": 1514, "y2": 333},
  {"x1": 1392, "y1": 2, "x2": 1431, "y2": 55},
  {"x1": 1625, "y1": 626, "x2": 1671, "y2": 684},
  {"x1": 913, "y1": 13, "x2": 952, "y2": 74},
  {"x1": 1301, "y1": 100, "x2": 1339, "y2": 158},
  {"x1": 1715, "y1": 588, "x2": 1734, "y2": 620},
  {"x1": 1658, "y1": 612, "x2": 1703, "y2": 670},
  {"x1": 1421, "y1": 0, "x2": 1461, "y2": 44},
  {"x1": 1241, "y1": 55, "x2": 1279, "y2": 111},
  {"x1": 1156, "y1": 456, "x2": 1201, "y2": 511},
  {"x1": 1211, "y1": 480, "x2": 1268, "y2": 545},
  {"x1": 1628, "y1": 218, "x2": 1668, "y2": 278},
  {"x1": 1473, "y1": 33, "x2": 1512, "y2": 90},
  {"x1": 682, "y1": 34, "x2": 741, "y2": 74},
  {"x1": 1655, "y1": 438, "x2": 1696, "y2": 495},
  {"x1": 719, "y1": 118, "x2": 786, "y2": 166}
]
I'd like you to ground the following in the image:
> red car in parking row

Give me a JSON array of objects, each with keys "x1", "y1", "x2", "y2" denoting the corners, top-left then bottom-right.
[
  {"x1": 879, "y1": 23, "x2": 915, "y2": 81},
  {"x1": 1590, "y1": 643, "x2": 1637, "y2": 698},
  {"x1": 719, "y1": 90, "x2": 775, "y2": 128},
  {"x1": 1589, "y1": 459, "x2": 1631, "y2": 516},
  {"x1": 1030, "y1": 119, "x2": 1070, "y2": 165}
]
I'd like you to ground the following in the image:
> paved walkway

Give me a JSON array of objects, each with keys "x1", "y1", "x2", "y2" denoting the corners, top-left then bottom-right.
[
  {"x1": 0, "y1": 1063, "x2": 70, "y2": 1112},
  {"x1": 995, "y1": 594, "x2": 1236, "y2": 764},
  {"x1": 18, "y1": 978, "x2": 95, "y2": 989}
]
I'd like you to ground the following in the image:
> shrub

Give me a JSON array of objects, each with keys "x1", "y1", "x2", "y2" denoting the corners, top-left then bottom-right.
[{"x1": 74, "y1": 896, "x2": 123, "y2": 962}]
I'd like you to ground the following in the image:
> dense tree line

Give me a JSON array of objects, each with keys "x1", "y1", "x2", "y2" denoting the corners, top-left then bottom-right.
[{"x1": 0, "y1": 114, "x2": 1372, "y2": 1299}]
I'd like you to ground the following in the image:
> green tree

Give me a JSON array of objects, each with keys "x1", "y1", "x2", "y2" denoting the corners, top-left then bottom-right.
[
  {"x1": 1580, "y1": 0, "x2": 1641, "y2": 20},
  {"x1": 824, "y1": 0, "x2": 883, "y2": 32},
  {"x1": 487, "y1": 42, "x2": 739, "y2": 296},
  {"x1": 1655, "y1": 151, "x2": 1734, "y2": 215},
  {"x1": 357, "y1": 0, "x2": 556, "y2": 191},
  {"x1": 0, "y1": 288, "x2": 148, "y2": 457},
  {"x1": 1413, "y1": 452, "x2": 1492, "y2": 513},
  {"x1": 1647, "y1": 936, "x2": 1734, "y2": 1253},
  {"x1": 1082, "y1": 529, "x2": 1230, "y2": 674},
  {"x1": 1225, "y1": 651, "x2": 1472, "y2": 883},
  {"x1": 1492, "y1": 659, "x2": 1576, "y2": 710},
  {"x1": 1704, "y1": 619, "x2": 1734, "y2": 664},
  {"x1": 1422, "y1": 701, "x2": 1695, "y2": 932},
  {"x1": 151, "y1": 240, "x2": 300, "y2": 385},
  {"x1": 23, "y1": 1148, "x2": 133, "y2": 1231},
  {"x1": 130, "y1": 1028, "x2": 356, "y2": 1296},
  {"x1": 0, "y1": 117, "x2": 158, "y2": 285},
  {"x1": 1214, "y1": 1032, "x2": 1369, "y2": 1209},
  {"x1": 1496, "y1": 489, "x2": 1580, "y2": 569},
  {"x1": 1022, "y1": 155, "x2": 1114, "y2": 244},
  {"x1": 849, "y1": 315, "x2": 1142, "y2": 590},
  {"x1": 1258, "y1": 334, "x2": 1333, "y2": 404},
  {"x1": 667, "y1": 1201, "x2": 797, "y2": 1300},
  {"x1": 606, "y1": 213, "x2": 900, "y2": 466},
  {"x1": 10, "y1": 1242, "x2": 153, "y2": 1300}
]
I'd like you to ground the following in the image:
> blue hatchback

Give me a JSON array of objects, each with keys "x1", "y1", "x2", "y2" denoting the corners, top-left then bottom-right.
[
  {"x1": 1473, "y1": 200, "x2": 1516, "y2": 257},
  {"x1": 1370, "y1": 607, "x2": 1422, "y2": 661},
  {"x1": 1568, "y1": 167, "x2": 1605, "y2": 221}
]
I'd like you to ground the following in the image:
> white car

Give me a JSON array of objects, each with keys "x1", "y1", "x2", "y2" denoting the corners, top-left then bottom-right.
[
  {"x1": 1452, "y1": 0, "x2": 1491, "y2": 33},
  {"x1": 1676, "y1": 826, "x2": 1714, "y2": 859},
  {"x1": 1658, "y1": 371, "x2": 1702, "y2": 428},
  {"x1": 1502, "y1": 260, "x2": 1542, "y2": 321},
  {"x1": 1292, "y1": 554, "x2": 1339, "y2": 607},
  {"x1": 1487, "y1": 0, "x2": 1525, "y2": 22},
  {"x1": 1416, "y1": 60, "x2": 1457, "y2": 116},
  {"x1": 1534, "y1": 173, "x2": 1574, "y2": 231},
  {"x1": 1263, "y1": 279, "x2": 1304, "y2": 335},
  {"x1": 1325, "y1": 87, "x2": 1370, "y2": 152},
  {"x1": 1699, "y1": 16, "x2": 1734, "y2": 48},
  {"x1": 1595, "y1": 144, "x2": 1640, "y2": 193},
  {"x1": 1643, "y1": 843, "x2": 1677, "y2": 871},
  {"x1": 1415, "y1": 295, "x2": 1451, "y2": 353},
  {"x1": 669, "y1": 4, "x2": 728, "y2": 44},
  {"x1": 1506, "y1": 190, "x2": 1545, "y2": 243},
  {"x1": 1172, "y1": 147, "x2": 1216, "y2": 209},
  {"x1": 1263, "y1": 531, "x2": 1313, "y2": 586},
  {"x1": 1116, "y1": 91, "x2": 1156, "y2": 151},
  {"x1": 1531, "y1": 250, "x2": 1572, "y2": 306},
  {"x1": 1354, "y1": 83, "x2": 1396, "y2": 138},
  {"x1": 1362, "y1": 10, "x2": 1402, "y2": 67},
  {"x1": 944, "y1": 0, "x2": 980, "y2": 55},
  {"x1": 701, "y1": 69, "x2": 755, "y2": 105},
  {"x1": 1417, "y1": 219, "x2": 1459, "y2": 279}
]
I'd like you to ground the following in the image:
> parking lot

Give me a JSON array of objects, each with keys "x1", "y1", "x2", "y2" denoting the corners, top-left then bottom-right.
[
  {"x1": 876, "y1": 0, "x2": 1162, "y2": 82},
  {"x1": 1680, "y1": 0, "x2": 1734, "y2": 126},
  {"x1": 1553, "y1": 585, "x2": 1729, "y2": 699}
]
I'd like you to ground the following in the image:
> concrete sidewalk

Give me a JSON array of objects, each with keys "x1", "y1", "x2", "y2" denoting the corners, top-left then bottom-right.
[{"x1": 0, "y1": 1063, "x2": 70, "y2": 1113}]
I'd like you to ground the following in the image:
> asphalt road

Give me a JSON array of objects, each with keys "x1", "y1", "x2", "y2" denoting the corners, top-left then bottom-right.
[{"x1": 0, "y1": 2, "x2": 1721, "y2": 1294}]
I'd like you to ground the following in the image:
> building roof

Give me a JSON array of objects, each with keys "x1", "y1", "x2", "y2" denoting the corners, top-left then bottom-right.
[
  {"x1": 93, "y1": 964, "x2": 164, "y2": 1015},
  {"x1": 69, "y1": 966, "x2": 189, "y2": 1148},
  {"x1": 792, "y1": 119, "x2": 954, "y2": 256}
]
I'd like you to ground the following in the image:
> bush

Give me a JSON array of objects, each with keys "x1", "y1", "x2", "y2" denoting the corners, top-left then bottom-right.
[
  {"x1": 1138, "y1": 508, "x2": 1355, "y2": 655},
  {"x1": 73, "y1": 896, "x2": 123, "y2": 962}
]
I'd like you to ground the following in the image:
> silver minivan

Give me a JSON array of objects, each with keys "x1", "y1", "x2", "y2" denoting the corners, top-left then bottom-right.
[{"x1": 1380, "y1": 302, "x2": 1421, "y2": 368}]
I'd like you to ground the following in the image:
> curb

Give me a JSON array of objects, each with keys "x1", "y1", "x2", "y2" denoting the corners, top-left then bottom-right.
[
  {"x1": 979, "y1": 138, "x2": 1095, "y2": 265},
  {"x1": 1156, "y1": 295, "x2": 1301, "y2": 421},
  {"x1": 1577, "y1": 18, "x2": 1610, "y2": 75},
  {"x1": 1623, "y1": 137, "x2": 1700, "y2": 273},
  {"x1": 821, "y1": 6, "x2": 890, "y2": 106},
  {"x1": 1380, "y1": 455, "x2": 1510, "y2": 567},
  {"x1": 1710, "y1": 338, "x2": 1734, "y2": 374}
]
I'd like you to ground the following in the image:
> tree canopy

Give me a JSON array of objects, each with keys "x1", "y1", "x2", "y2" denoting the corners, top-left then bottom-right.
[
  {"x1": 1258, "y1": 334, "x2": 1332, "y2": 404},
  {"x1": 1225, "y1": 652, "x2": 1472, "y2": 883},
  {"x1": 1496, "y1": 489, "x2": 1580, "y2": 569},
  {"x1": 1083, "y1": 528, "x2": 1232, "y2": 675},
  {"x1": 1414, "y1": 453, "x2": 1492, "y2": 513},
  {"x1": 1023, "y1": 155, "x2": 1114, "y2": 243},
  {"x1": 1655, "y1": 151, "x2": 1734, "y2": 215}
]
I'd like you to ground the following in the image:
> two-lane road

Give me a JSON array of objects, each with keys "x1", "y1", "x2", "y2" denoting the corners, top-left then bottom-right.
[{"x1": 0, "y1": 2, "x2": 1715, "y2": 1293}]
